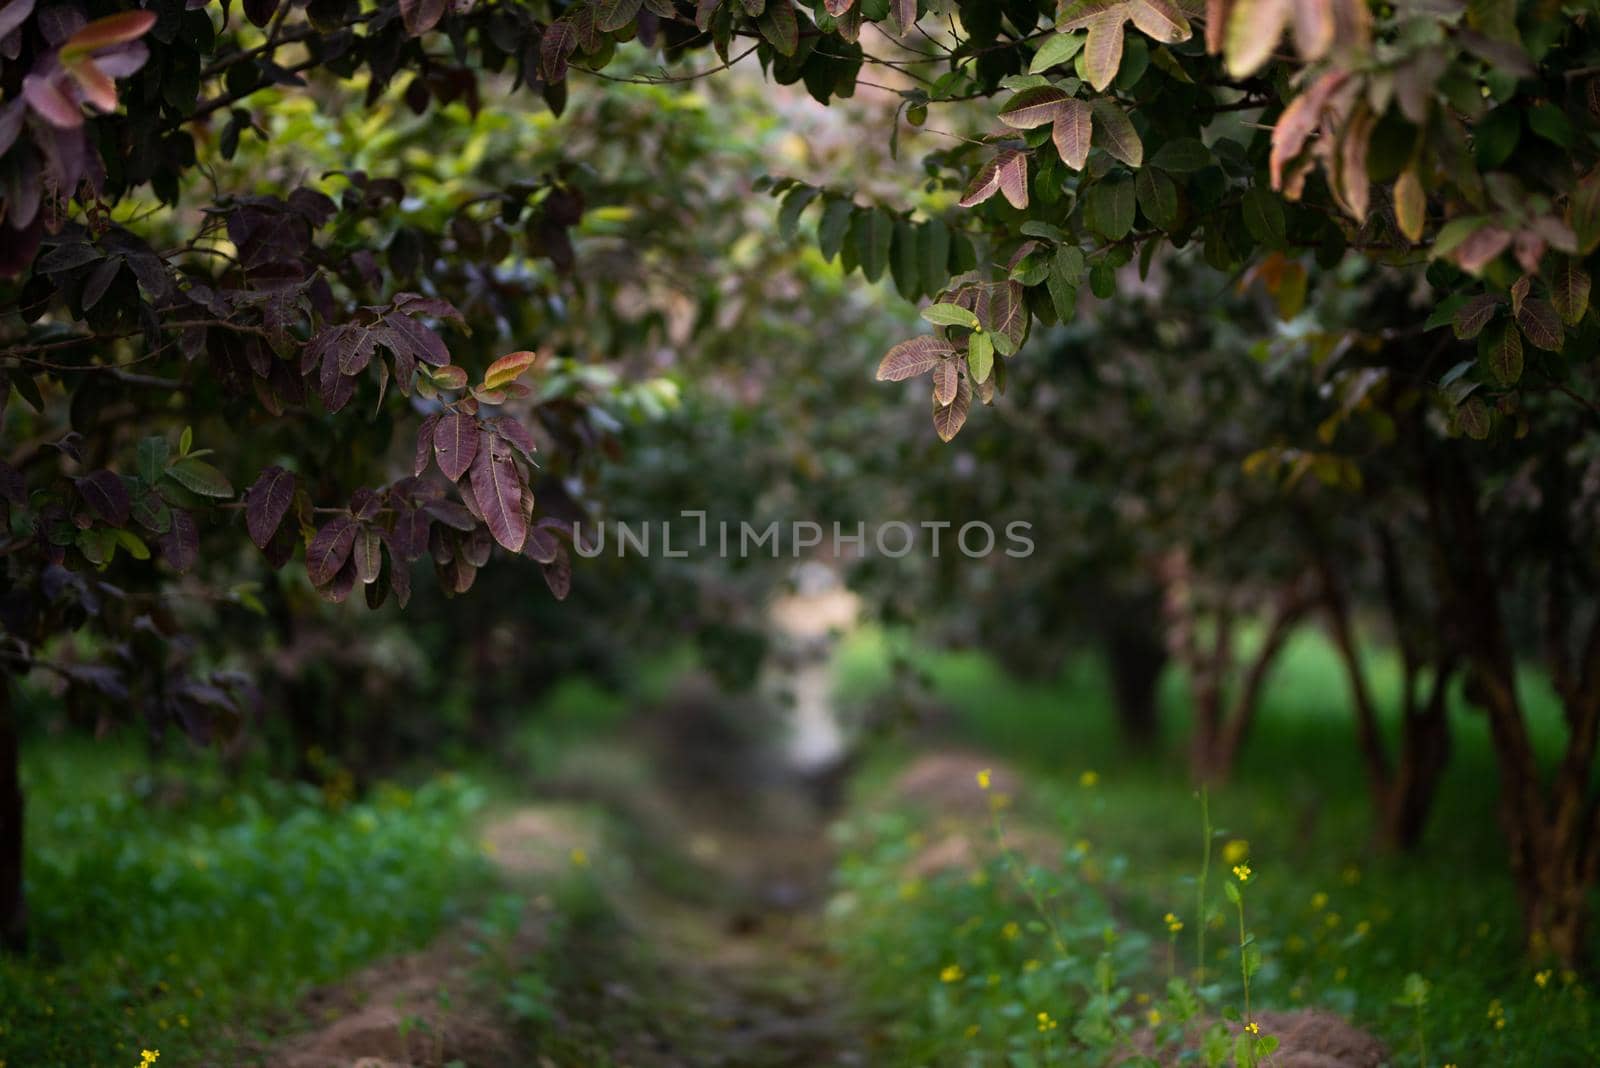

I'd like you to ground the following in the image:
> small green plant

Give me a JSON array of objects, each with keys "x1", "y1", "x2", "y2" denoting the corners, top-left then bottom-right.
[{"x1": 1394, "y1": 972, "x2": 1431, "y2": 1068}]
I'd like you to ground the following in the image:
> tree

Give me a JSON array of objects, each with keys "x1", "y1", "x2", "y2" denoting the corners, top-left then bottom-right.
[{"x1": 4, "y1": 0, "x2": 1599, "y2": 965}]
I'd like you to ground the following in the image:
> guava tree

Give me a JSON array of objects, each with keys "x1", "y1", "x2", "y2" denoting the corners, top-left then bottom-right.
[{"x1": 4, "y1": 0, "x2": 1600, "y2": 965}]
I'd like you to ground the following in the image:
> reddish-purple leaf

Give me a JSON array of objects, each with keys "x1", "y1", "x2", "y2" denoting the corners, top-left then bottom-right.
[
  {"x1": 385, "y1": 311, "x2": 450, "y2": 366},
  {"x1": 470, "y1": 431, "x2": 526, "y2": 552},
  {"x1": 0, "y1": 0, "x2": 37, "y2": 41},
  {"x1": 1451, "y1": 293, "x2": 1500, "y2": 340},
  {"x1": 1052, "y1": 98, "x2": 1093, "y2": 170},
  {"x1": 423, "y1": 498, "x2": 475, "y2": 531},
  {"x1": 932, "y1": 374, "x2": 972, "y2": 442},
  {"x1": 542, "y1": 20, "x2": 578, "y2": 83},
  {"x1": 245, "y1": 466, "x2": 295, "y2": 550},
  {"x1": 491, "y1": 415, "x2": 537, "y2": 458},
  {"x1": 463, "y1": 525, "x2": 493, "y2": 567},
  {"x1": 959, "y1": 155, "x2": 1004, "y2": 209},
  {"x1": 433, "y1": 412, "x2": 478, "y2": 481},
  {"x1": 353, "y1": 527, "x2": 383, "y2": 584},
  {"x1": 932, "y1": 359, "x2": 959, "y2": 406},
  {"x1": 1516, "y1": 298, "x2": 1563, "y2": 351},
  {"x1": 23, "y1": 72, "x2": 83, "y2": 129},
  {"x1": 542, "y1": 544, "x2": 572, "y2": 601},
  {"x1": 321, "y1": 558, "x2": 358, "y2": 602},
  {"x1": 999, "y1": 86, "x2": 1071, "y2": 130},
  {"x1": 306, "y1": 516, "x2": 358, "y2": 586},
  {"x1": 400, "y1": 0, "x2": 445, "y2": 35},
  {"x1": 415, "y1": 413, "x2": 441, "y2": 476},
  {"x1": 996, "y1": 151, "x2": 1029, "y2": 210},
  {"x1": 877, "y1": 335, "x2": 957, "y2": 381},
  {"x1": 522, "y1": 524, "x2": 561, "y2": 564},
  {"x1": 75, "y1": 470, "x2": 129, "y2": 525},
  {"x1": 388, "y1": 541, "x2": 412, "y2": 607},
  {"x1": 349, "y1": 487, "x2": 383, "y2": 521},
  {"x1": 160, "y1": 508, "x2": 199, "y2": 572},
  {"x1": 61, "y1": 10, "x2": 156, "y2": 56}
]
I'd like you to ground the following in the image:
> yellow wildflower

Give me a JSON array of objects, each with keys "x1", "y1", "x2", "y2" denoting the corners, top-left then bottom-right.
[
  {"x1": 1222, "y1": 839, "x2": 1249, "y2": 865},
  {"x1": 1164, "y1": 912, "x2": 1183, "y2": 933},
  {"x1": 1245, "y1": 1021, "x2": 1260, "y2": 1035},
  {"x1": 1232, "y1": 863, "x2": 1252, "y2": 883},
  {"x1": 976, "y1": 768, "x2": 992, "y2": 790},
  {"x1": 140, "y1": 1052, "x2": 160, "y2": 1066},
  {"x1": 1079, "y1": 770, "x2": 1099, "y2": 788},
  {"x1": 1310, "y1": 891, "x2": 1328, "y2": 911},
  {"x1": 569, "y1": 847, "x2": 590, "y2": 868},
  {"x1": 940, "y1": 964, "x2": 964, "y2": 983},
  {"x1": 1003, "y1": 921, "x2": 1020, "y2": 940},
  {"x1": 1147, "y1": 1009, "x2": 1162, "y2": 1026},
  {"x1": 1536, "y1": 969, "x2": 1553, "y2": 988},
  {"x1": 1023, "y1": 958, "x2": 1042, "y2": 973},
  {"x1": 964, "y1": 1023, "x2": 980, "y2": 1038},
  {"x1": 1036, "y1": 1011, "x2": 1058, "y2": 1032}
]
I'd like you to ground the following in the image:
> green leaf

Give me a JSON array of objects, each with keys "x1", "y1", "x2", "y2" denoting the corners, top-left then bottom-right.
[
  {"x1": 1089, "y1": 260, "x2": 1115, "y2": 298},
  {"x1": 115, "y1": 529, "x2": 151, "y2": 560},
  {"x1": 854, "y1": 208, "x2": 893, "y2": 282},
  {"x1": 1473, "y1": 107, "x2": 1520, "y2": 169},
  {"x1": 818, "y1": 198, "x2": 854, "y2": 262},
  {"x1": 1048, "y1": 271, "x2": 1077, "y2": 321},
  {"x1": 1135, "y1": 167, "x2": 1180, "y2": 230},
  {"x1": 922, "y1": 302, "x2": 981, "y2": 328},
  {"x1": 967, "y1": 330, "x2": 994, "y2": 383},
  {"x1": 890, "y1": 217, "x2": 921, "y2": 300},
  {"x1": 1241, "y1": 188, "x2": 1287, "y2": 247},
  {"x1": 137, "y1": 436, "x2": 169, "y2": 485},
  {"x1": 1090, "y1": 98, "x2": 1142, "y2": 167},
  {"x1": 1029, "y1": 31, "x2": 1086, "y2": 73},
  {"x1": 1052, "y1": 244, "x2": 1086, "y2": 286},
  {"x1": 921, "y1": 217, "x2": 951, "y2": 296},
  {"x1": 1528, "y1": 103, "x2": 1574, "y2": 148},
  {"x1": 756, "y1": 0, "x2": 798, "y2": 55},
  {"x1": 1223, "y1": 879, "x2": 1241, "y2": 905},
  {"x1": 166, "y1": 458, "x2": 235, "y2": 499},
  {"x1": 1085, "y1": 175, "x2": 1135, "y2": 240},
  {"x1": 179, "y1": 426, "x2": 194, "y2": 456},
  {"x1": 1149, "y1": 137, "x2": 1209, "y2": 172},
  {"x1": 778, "y1": 184, "x2": 819, "y2": 240}
]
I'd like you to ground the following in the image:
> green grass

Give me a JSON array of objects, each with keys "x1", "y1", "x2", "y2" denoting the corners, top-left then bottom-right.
[
  {"x1": 0, "y1": 737, "x2": 493, "y2": 1068},
  {"x1": 830, "y1": 626, "x2": 1599, "y2": 1066}
]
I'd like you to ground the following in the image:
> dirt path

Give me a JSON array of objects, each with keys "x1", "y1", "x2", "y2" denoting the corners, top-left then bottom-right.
[{"x1": 264, "y1": 747, "x2": 864, "y2": 1068}]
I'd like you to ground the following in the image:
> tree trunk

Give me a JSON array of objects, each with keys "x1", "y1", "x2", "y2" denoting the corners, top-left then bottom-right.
[
  {"x1": 0, "y1": 676, "x2": 25, "y2": 953},
  {"x1": 1378, "y1": 677, "x2": 1453, "y2": 852},
  {"x1": 1103, "y1": 596, "x2": 1168, "y2": 749}
]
